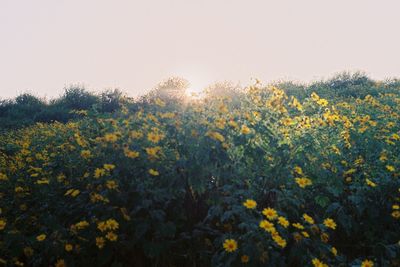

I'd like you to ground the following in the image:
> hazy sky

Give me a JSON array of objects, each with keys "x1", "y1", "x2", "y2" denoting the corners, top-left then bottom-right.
[{"x1": 1, "y1": 0, "x2": 399, "y2": 99}]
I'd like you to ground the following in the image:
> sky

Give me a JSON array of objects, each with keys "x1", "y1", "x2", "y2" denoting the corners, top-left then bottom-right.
[{"x1": 0, "y1": 0, "x2": 399, "y2": 99}]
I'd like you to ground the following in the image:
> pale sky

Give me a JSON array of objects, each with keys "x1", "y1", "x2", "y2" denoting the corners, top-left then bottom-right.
[{"x1": 0, "y1": 0, "x2": 399, "y2": 99}]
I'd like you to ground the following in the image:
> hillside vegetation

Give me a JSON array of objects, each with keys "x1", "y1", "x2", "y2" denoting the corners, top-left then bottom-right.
[{"x1": 0, "y1": 72, "x2": 399, "y2": 267}]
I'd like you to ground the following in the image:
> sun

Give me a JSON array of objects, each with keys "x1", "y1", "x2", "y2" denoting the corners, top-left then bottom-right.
[
  {"x1": 185, "y1": 77, "x2": 209, "y2": 98},
  {"x1": 186, "y1": 85, "x2": 203, "y2": 98}
]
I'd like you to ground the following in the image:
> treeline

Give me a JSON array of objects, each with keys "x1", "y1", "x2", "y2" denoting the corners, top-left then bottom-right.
[
  {"x1": 1, "y1": 72, "x2": 399, "y2": 131},
  {"x1": 0, "y1": 88, "x2": 125, "y2": 130}
]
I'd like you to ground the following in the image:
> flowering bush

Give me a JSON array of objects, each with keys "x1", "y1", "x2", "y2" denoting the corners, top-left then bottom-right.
[{"x1": 0, "y1": 82, "x2": 399, "y2": 266}]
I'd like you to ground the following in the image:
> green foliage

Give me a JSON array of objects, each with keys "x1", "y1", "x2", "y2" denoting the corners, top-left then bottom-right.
[{"x1": 0, "y1": 74, "x2": 399, "y2": 266}]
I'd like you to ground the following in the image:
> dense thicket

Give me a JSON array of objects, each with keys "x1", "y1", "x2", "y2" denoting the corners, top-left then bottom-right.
[
  {"x1": 1, "y1": 72, "x2": 399, "y2": 131},
  {"x1": 0, "y1": 72, "x2": 399, "y2": 266}
]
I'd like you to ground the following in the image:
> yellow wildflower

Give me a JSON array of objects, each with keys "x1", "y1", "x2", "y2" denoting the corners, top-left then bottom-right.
[
  {"x1": 105, "y1": 231, "x2": 118, "y2": 241},
  {"x1": 149, "y1": 169, "x2": 159, "y2": 176},
  {"x1": 103, "y1": 164, "x2": 115, "y2": 171},
  {"x1": 55, "y1": 259, "x2": 66, "y2": 267},
  {"x1": 331, "y1": 246, "x2": 337, "y2": 256},
  {"x1": 292, "y1": 223, "x2": 304, "y2": 230},
  {"x1": 0, "y1": 219, "x2": 6, "y2": 230},
  {"x1": 323, "y1": 218, "x2": 337, "y2": 230},
  {"x1": 241, "y1": 255, "x2": 249, "y2": 263},
  {"x1": 74, "y1": 221, "x2": 89, "y2": 230},
  {"x1": 386, "y1": 165, "x2": 395, "y2": 172},
  {"x1": 65, "y1": 244, "x2": 73, "y2": 252},
  {"x1": 303, "y1": 213, "x2": 315, "y2": 224},
  {"x1": 147, "y1": 132, "x2": 164, "y2": 143},
  {"x1": 243, "y1": 199, "x2": 257, "y2": 209},
  {"x1": 96, "y1": 237, "x2": 105, "y2": 249},
  {"x1": 36, "y1": 234, "x2": 46, "y2": 241},
  {"x1": 259, "y1": 220, "x2": 275, "y2": 232},
  {"x1": 94, "y1": 168, "x2": 106, "y2": 178},
  {"x1": 366, "y1": 179, "x2": 377, "y2": 187},
  {"x1": 106, "y1": 219, "x2": 119, "y2": 230},
  {"x1": 361, "y1": 260, "x2": 374, "y2": 267},
  {"x1": 277, "y1": 216, "x2": 289, "y2": 228},
  {"x1": 80, "y1": 150, "x2": 91, "y2": 159},
  {"x1": 223, "y1": 239, "x2": 238, "y2": 253},
  {"x1": 106, "y1": 180, "x2": 118, "y2": 190},
  {"x1": 241, "y1": 125, "x2": 251, "y2": 135},
  {"x1": 312, "y1": 258, "x2": 328, "y2": 267},
  {"x1": 262, "y1": 207, "x2": 277, "y2": 220},
  {"x1": 392, "y1": 210, "x2": 400, "y2": 219},
  {"x1": 146, "y1": 146, "x2": 162, "y2": 158},
  {"x1": 295, "y1": 177, "x2": 312, "y2": 188},
  {"x1": 104, "y1": 133, "x2": 118, "y2": 143}
]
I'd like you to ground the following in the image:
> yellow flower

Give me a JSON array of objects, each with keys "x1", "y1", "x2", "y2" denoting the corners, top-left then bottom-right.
[
  {"x1": 303, "y1": 213, "x2": 315, "y2": 224},
  {"x1": 292, "y1": 223, "x2": 304, "y2": 230},
  {"x1": 106, "y1": 180, "x2": 118, "y2": 190},
  {"x1": 301, "y1": 231, "x2": 309, "y2": 238},
  {"x1": 36, "y1": 178, "x2": 50, "y2": 185},
  {"x1": 317, "y1": 98, "x2": 328, "y2": 107},
  {"x1": 223, "y1": 239, "x2": 238, "y2": 253},
  {"x1": 94, "y1": 168, "x2": 106, "y2": 178},
  {"x1": 124, "y1": 149, "x2": 140, "y2": 159},
  {"x1": 365, "y1": 179, "x2": 377, "y2": 187},
  {"x1": 259, "y1": 220, "x2": 275, "y2": 232},
  {"x1": 262, "y1": 207, "x2": 277, "y2": 220},
  {"x1": 295, "y1": 177, "x2": 312, "y2": 188},
  {"x1": 104, "y1": 133, "x2": 118, "y2": 143},
  {"x1": 97, "y1": 221, "x2": 107, "y2": 232},
  {"x1": 392, "y1": 210, "x2": 400, "y2": 219},
  {"x1": 228, "y1": 120, "x2": 238, "y2": 129},
  {"x1": 331, "y1": 246, "x2": 337, "y2": 256},
  {"x1": 80, "y1": 150, "x2": 91, "y2": 159},
  {"x1": 0, "y1": 219, "x2": 6, "y2": 230},
  {"x1": 206, "y1": 131, "x2": 225, "y2": 142},
  {"x1": 96, "y1": 237, "x2": 105, "y2": 249},
  {"x1": 323, "y1": 218, "x2": 337, "y2": 230},
  {"x1": 106, "y1": 219, "x2": 119, "y2": 230},
  {"x1": 321, "y1": 232, "x2": 329, "y2": 243},
  {"x1": 386, "y1": 165, "x2": 395, "y2": 172},
  {"x1": 294, "y1": 166, "x2": 303, "y2": 175},
  {"x1": 148, "y1": 169, "x2": 159, "y2": 176},
  {"x1": 361, "y1": 260, "x2": 374, "y2": 267},
  {"x1": 272, "y1": 234, "x2": 287, "y2": 248},
  {"x1": 130, "y1": 130, "x2": 143, "y2": 139},
  {"x1": 15, "y1": 186, "x2": 24, "y2": 193},
  {"x1": 146, "y1": 146, "x2": 162, "y2": 158},
  {"x1": 277, "y1": 216, "x2": 289, "y2": 228},
  {"x1": 0, "y1": 173, "x2": 8, "y2": 181},
  {"x1": 67, "y1": 188, "x2": 80, "y2": 197},
  {"x1": 74, "y1": 220, "x2": 89, "y2": 230},
  {"x1": 147, "y1": 132, "x2": 164, "y2": 143},
  {"x1": 243, "y1": 199, "x2": 257, "y2": 209},
  {"x1": 241, "y1": 125, "x2": 251, "y2": 135},
  {"x1": 241, "y1": 255, "x2": 249, "y2": 263},
  {"x1": 55, "y1": 259, "x2": 66, "y2": 267},
  {"x1": 65, "y1": 243, "x2": 73, "y2": 252},
  {"x1": 155, "y1": 98, "x2": 166, "y2": 107},
  {"x1": 103, "y1": 164, "x2": 116, "y2": 171},
  {"x1": 106, "y1": 231, "x2": 118, "y2": 241},
  {"x1": 312, "y1": 258, "x2": 328, "y2": 267},
  {"x1": 311, "y1": 92, "x2": 320, "y2": 101},
  {"x1": 293, "y1": 232, "x2": 303, "y2": 242},
  {"x1": 393, "y1": 205, "x2": 400, "y2": 210},
  {"x1": 36, "y1": 234, "x2": 46, "y2": 241}
]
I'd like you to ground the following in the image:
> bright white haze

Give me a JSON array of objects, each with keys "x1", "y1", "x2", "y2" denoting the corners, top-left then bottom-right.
[{"x1": 0, "y1": 0, "x2": 399, "y2": 99}]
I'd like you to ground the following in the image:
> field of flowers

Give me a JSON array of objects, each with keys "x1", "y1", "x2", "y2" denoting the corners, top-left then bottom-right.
[{"x1": 0, "y1": 82, "x2": 399, "y2": 266}]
